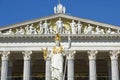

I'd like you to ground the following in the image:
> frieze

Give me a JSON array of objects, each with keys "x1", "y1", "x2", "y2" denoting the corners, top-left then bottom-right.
[{"x1": 0, "y1": 17, "x2": 120, "y2": 36}]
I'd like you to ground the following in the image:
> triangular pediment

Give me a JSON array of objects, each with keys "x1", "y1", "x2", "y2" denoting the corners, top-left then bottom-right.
[{"x1": 0, "y1": 14, "x2": 120, "y2": 35}]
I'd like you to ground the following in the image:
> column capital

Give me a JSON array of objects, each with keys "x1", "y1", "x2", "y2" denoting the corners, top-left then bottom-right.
[
  {"x1": 110, "y1": 50, "x2": 120, "y2": 60},
  {"x1": 67, "y1": 50, "x2": 76, "y2": 60},
  {"x1": 0, "y1": 51, "x2": 10, "y2": 60},
  {"x1": 22, "y1": 51, "x2": 32, "y2": 60},
  {"x1": 88, "y1": 50, "x2": 98, "y2": 60}
]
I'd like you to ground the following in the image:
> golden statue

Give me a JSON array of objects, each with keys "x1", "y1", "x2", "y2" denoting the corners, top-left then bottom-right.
[
  {"x1": 41, "y1": 48, "x2": 48, "y2": 60},
  {"x1": 53, "y1": 33, "x2": 64, "y2": 54},
  {"x1": 55, "y1": 33, "x2": 61, "y2": 42}
]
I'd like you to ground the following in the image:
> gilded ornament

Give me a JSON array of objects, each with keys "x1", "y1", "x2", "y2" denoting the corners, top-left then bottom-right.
[{"x1": 41, "y1": 48, "x2": 48, "y2": 60}]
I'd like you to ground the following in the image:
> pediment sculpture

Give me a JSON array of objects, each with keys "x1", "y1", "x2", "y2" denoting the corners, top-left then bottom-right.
[{"x1": 0, "y1": 18, "x2": 119, "y2": 35}]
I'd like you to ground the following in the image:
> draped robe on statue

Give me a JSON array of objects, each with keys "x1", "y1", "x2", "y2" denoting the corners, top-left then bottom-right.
[{"x1": 50, "y1": 34, "x2": 64, "y2": 80}]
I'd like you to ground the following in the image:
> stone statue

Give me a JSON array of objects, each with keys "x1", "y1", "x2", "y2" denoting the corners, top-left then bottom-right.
[
  {"x1": 54, "y1": 6, "x2": 57, "y2": 14},
  {"x1": 55, "y1": 18, "x2": 63, "y2": 33},
  {"x1": 0, "y1": 31, "x2": 2, "y2": 35},
  {"x1": 49, "y1": 34, "x2": 71, "y2": 80},
  {"x1": 63, "y1": 6, "x2": 66, "y2": 14},
  {"x1": 4, "y1": 29, "x2": 14, "y2": 35},
  {"x1": 25, "y1": 24, "x2": 37, "y2": 35},
  {"x1": 50, "y1": 34, "x2": 64, "y2": 80},
  {"x1": 49, "y1": 26, "x2": 56, "y2": 34},
  {"x1": 54, "y1": 3, "x2": 66, "y2": 14},
  {"x1": 100, "y1": 29, "x2": 105, "y2": 34},
  {"x1": 117, "y1": 30, "x2": 120, "y2": 34},
  {"x1": 84, "y1": 24, "x2": 94, "y2": 34},
  {"x1": 77, "y1": 21, "x2": 82, "y2": 34},
  {"x1": 57, "y1": 4, "x2": 63, "y2": 13},
  {"x1": 95, "y1": 26, "x2": 101, "y2": 34},
  {"x1": 70, "y1": 20, "x2": 77, "y2": 34},
  {"x1": 106, "y1": 28, "x2": 111, "y2": 34},
  {"x1": 15, "y1": 27, "x2": 25, "y2": 35},
  {"x1": 38, "y1": 21, "x2": 44, "y2": 34},
  {"x1": 43, "y1": 20, "x2": 50, "y2": 34}
]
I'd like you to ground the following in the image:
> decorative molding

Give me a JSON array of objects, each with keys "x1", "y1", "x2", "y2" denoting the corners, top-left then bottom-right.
[
  {"x1": 110, "y1": 50, "x2": 120, "y2": 60},
  {"x1": 88, "y1": 50, "x2": 98, "y2": 60},
  {"x1": 22, "y1": 51, "x2": 32, "y2": 60}
]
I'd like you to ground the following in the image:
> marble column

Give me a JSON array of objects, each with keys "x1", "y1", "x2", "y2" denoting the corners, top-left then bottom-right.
[
  {"x1": 45, "y1": 57, "x2": 51, "y2": 80},
  {"x1": 110, "y1": 50, "x2": 120, "y2": 80},
  {"x1": 88, "y1": 50, "x2": 98, "y2": 80},
  {"x1": 22, "y1": 51, "x2": 32, "y2": 80},
  {"x1": 42, "y1": 49, "x2": 51, "y2": 80},
  {"x1": 8, "y1": 62, "x2": 13, "y2": 80},
  {"x1": 108, "y1": 61, "x2": 111, "y2": 80},
  {"x1": 0, "y1": 51, "x2": 10, "y2": 80},
  {"x1": 67, "y1": 51, "x2": 76, "y2": 80}
]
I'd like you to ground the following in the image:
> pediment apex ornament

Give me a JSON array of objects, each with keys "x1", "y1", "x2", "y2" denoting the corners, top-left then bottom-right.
[
  {"x1": 110, "y1": 50, "x2": 120, "y2": 60},
  {"x1": 54, "y1": 3, "x2": 66, "y2": 14}
]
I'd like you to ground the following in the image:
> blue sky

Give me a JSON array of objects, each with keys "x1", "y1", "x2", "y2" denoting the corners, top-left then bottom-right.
[{"x1": 0, "y1": 0, "x2": 120, "y2": 27}]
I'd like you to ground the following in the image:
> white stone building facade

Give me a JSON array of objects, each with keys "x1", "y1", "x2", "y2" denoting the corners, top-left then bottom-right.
[{"x1": 0, "y1": 3, "x2": 120, "y2": 80}]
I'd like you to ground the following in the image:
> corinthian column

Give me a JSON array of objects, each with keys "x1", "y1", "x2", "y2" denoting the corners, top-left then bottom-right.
[
  {"x1": 67, "y1": 50, "x2": 76, "y2": 80},
  {"x1": 22, "y1": 51, "x2": 32, "y2": 80},
  {"x1": 0, "y1": 51, "x2": 10, "y2": 80},
  {"x1": 110, "y1": 50, "x2": 120, "y2": 80},
  {"x1": 45, "y1": 56, "x2": 51, "y2": 80},
  {"x1": 88, "y1": 50, "x2": 98, "y2": 80}
]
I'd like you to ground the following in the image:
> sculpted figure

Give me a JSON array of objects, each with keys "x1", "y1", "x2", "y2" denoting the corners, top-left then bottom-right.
[
  {"x1": 45, "y1": 33, "x2": 71, "y2": 80},
  {"x1": 95, "y1": 26, "x2": 101, "y2": 34},
  {"x1": 106, "y1": 28, "x2": 111, "y2": 34},
  {"x1": 49, "y1": 34, "x2": 71, "y2": 80},
  {"x1": 29, "y1": 24, "x2": 37, "y2": 34},
  {"x1": 70, "y1": 20, "x2": 77, "y2": 34},
  {"x1": 49, "y1": 26, "x2": 56, "y2": 34},
  {"x1": 43, "y1": 20, "x2": 50, "y2": 34},
  {"x1": 54, "y1": 6, "x2": 57, "y2": 14},
  {"x1": 84, "y1": 24, "x2": 94, "y2": 34},
  {"x1": 38, "y1": 21, "x2": 44, "y2": 34},
  {"x1": 100, "y1": 29, "x2": 105, "y2": 34},
  {"x1": 4, "y1": 29, "x2": 14, "y2": 35},
  {"x1": 63, "y1": 6, "x2": 66, "y2": 14},
  {"x1": 25, "y1": 24, "x2": 37, "y2": 35},
  {"x1": 57, "y1": 4, "x2": 63, "y2": 13},
  {"x1": 77, "y1": 21, "x2": 82, "y2": 34},
  {"x1": 54, "y1": 3, "x2": 66, "y2": 14},
  {"x1": 50, "y1": 34, "x2": 64, "y2": 80},
  {"x1": 111, "y1": 31, "x2": 116, "y2": 34},
  {"x1": 15, "y1": 27, "x2": 25, "y2": 35},
  {"x1": 55, "y1": 18, "x2": 63, "y2": 33},
  {"x1": 117, "y1": 30, "x2": 120, "y2": 34},
  {"x1": 0, "y1": 31, "x2": 2, "y2": 35}
]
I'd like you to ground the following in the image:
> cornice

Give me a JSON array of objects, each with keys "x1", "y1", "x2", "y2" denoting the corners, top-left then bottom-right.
[{"x1": 0, "y1": 34, "x2": 120, "y2": 40}]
